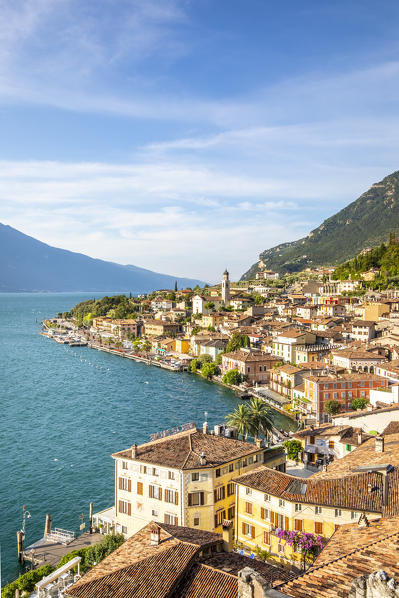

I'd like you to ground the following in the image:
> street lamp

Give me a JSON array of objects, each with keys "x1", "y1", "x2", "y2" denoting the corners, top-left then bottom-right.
[{"x1": 21, "y1": 505, "x2": 32, "y2": 537}]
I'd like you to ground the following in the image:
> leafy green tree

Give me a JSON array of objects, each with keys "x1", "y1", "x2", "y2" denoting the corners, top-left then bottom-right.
[
  {"x1": 191, "y1": 326, "x2": 201, "y2": 335},
  {"x1": 351, "y1": 397, "x2": 369, "y2": 411},
  {"x1": 190, "y1": 359, "x2": 200, "y2": 372},
  {"x1": 226, "y1": 404, "x2": 254, "y2": 439},
  {"x1": 225, "y1": 333, "x2": 250, "y2": 353},
  {"x1": 283, "y1": 439, "x2": 303, "y2": 461},
  {"x1": 254, "y1": 294, "x2": 264, "y2": 305},
  {"x1": 174, "y1": 280, "x2": 178, "y2": 291},
  {"x1": 325, "y1": 400, "x2": 341, "y2": 415},
  {"x1": 201, "y1": 362, "x2": 220, "y2": 379},
  {"x1": 222, "y1": 369, "x2": 242, "y2": 386},
  {"x1": 215, "y1": 353, "x2": 224, "y2": 365},
  {"x1": 198, "y1": 354, "x2": 213, "y2": 366},
  {"x1": 204, "y1": 301, "x2": 215, "y2": 311}
]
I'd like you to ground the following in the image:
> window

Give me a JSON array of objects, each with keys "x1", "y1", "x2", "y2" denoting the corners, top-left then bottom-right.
[
  {"x1": 151, "y1": 509, "x2": 158, "y2": 517},
  {"x1": 361, "y1": 381, "x2": 365, "y2": 387},
  {"x1": 246, "y1": 487, "x2": 252, "y2": 495},
  {"x1": 118, "y1": 500, "x2": 131, "y2": 515},
  {"x1": 149, "y1": 485, "x2": 162, "y2": 500},
  {"x1": 165, "y1": 489, "x2": 179, "y2": 505},
  {"x1": 335, "y1": 509, "x2": 342, "y2": 517},
  {"x1": 314, "y1": 521, "x2": 323, "y2": 534},
  {"x1": 200, "y1": 473, "x2": 208, "y2": 481},
  {"x1": 261, "y1": 507, "x2": 270, "y2": 521},
  {"x1": 295, "y1": 503, "x2": 302, "y2": 512},
  {"x1": 342, "y1": 392, "x2": 346, "y2": 399},
  {"x1": 229, "y1": 463, "x2": 234, "y2": 472},
  {"x1": 324, "y1": 393, "x2": 329, "y2": 399},
  {"x1": 264, "y1": 493, "x2": 271, "y2": 502},
  {"x1": 214, "y1": 486, "x2": 225, "y2": 502},
  {"x1": 346, "y1": 444, "x2": 352, "y2": 452},
  {"x1": 328, "y1": 441, "x2": 335, "y2": 449},
  {"x1": 193, "y1": 517, "x2": 200, "y2": 526},
  {"x1": 137, "y1": 481, "x2": 143, "y2": 495},
  {"x1": 140, "y1": 465, "x2": 147, "y2": 474},
  {"x1": 242, "y1": 523, "x2": 255, "y2": 539},
  {"x1": 242, "y1": 459, "x2": 248, "y2": 467},
  {"x1": 263, "y1": 531, "x2": 271, "y2": 545},
  {"x1": 188, "y1": 491, "x2": 205, "y2": 506},
  {"x1": 164, "y1": 513, "x2": 178, "y2": 525},
  {"x1": 279, "y1": 499, "x2": 285, "y2": 508},
  {"x1": 361, "y1": 391, "x2": 366, "y2": 397},
  {"x1": 227, "y1": 482, "x2": 235, "y2": 496},
  {"x1": 248, "y1": 456, "x2": 254, "y2": 465},
  {"x1": 192, "y1": 472, "x2": 199, "y2": 481},
  {"x1": 245, "y1": 502, "x2": 253, "y2": 515},
  {"x1": 310, "y1": 436, "x2": 315, "y2": 445},
  {"x1": 122, "y1": 526, "x2": 127, "y2": 534},
  {"x1": 228, "y1": 505, "x2": 235, "y2": 519},
  {"x1": 324, "y1": 384, "x2": 329, "y2": 389},
  {"x1": 168, "y1": 471, "x2": 175, "y2": 480},
  {"x1": 351, "y1": 511, "x2": 358, "y2": 520},
  {"x1": 119, "y1": 477, "x2": 131, "y2": 491},
  {"x1": 348, "y1": 382, "x2": 352, "y2": 388},
  {"x1": 348, "y1": 392, "x2": 352, "y2": 399},
  {"x1": 136, "y1": 502, "x2": 143, "y2": 512},
  {"x1": 277, "y1": 543, "x2": 284, "y2": 553},
  {"x1": 152, "y1": 467, "x2": 159, "y2": 476},
  {"x1": 214, "y1": 509, "x2": 225, "y2": 527},
  {"x1": 294, "y1": 519, "x2": 303, "y2": 531},
  {"x1": 315, "y1": 506, "x2": 322, "y2": 514},
  {"x1": 216, "y1": 468, "x2": 221, "y2": 478},
  {"x1": 122, "y1": 461, "x2": 129, "y2": 470}
]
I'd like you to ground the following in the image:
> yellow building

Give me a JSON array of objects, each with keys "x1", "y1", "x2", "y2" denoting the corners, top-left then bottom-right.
[
  {"x1": 100, "y1": 425, "x2": 285, "y2": 539},
  {"x1": 233, "y1": 464, "x2": 384, "y2": 566},
  {"x1": 174, "y1": 338, "x2": 190, "y2": 354},
  {"x1": 361, "y1": 302, "x2": 390, "y2": 321}
]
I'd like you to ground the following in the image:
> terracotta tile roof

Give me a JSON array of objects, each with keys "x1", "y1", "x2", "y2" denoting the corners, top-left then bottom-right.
[
  {"x1": 294, "y1": 424, "x2": 371, "y2": 446},
  {"x1": 112, "y1": 429, "x2": 261, "y2": 470},
  {"x1": 312, "y1": 432, "x2": 399, "y2": 480},
  {"x1": 277, "y1": 517, "x2": 399, "y2": 597},
  {"x1": 66, "y1": 521, "x2": 290, "y2": 598},
  {"x1": 233, "y1": 466, "x2": 386, "y2": 513},
  {"x1": 222, "y1": 350, "x2": 280, "y2": 363},
  {"x1": 331, "y1": 403, "x2": 399, "y2": 420},
  {"x1": 383, "y1": 421, "x2": 399, "y2": 436},
  {"x1": 175, "y1": 564, "x2": 238, "y2": 598},
  {"x1": 200, "y1": 552, "x2": 294, "y2": 586}
]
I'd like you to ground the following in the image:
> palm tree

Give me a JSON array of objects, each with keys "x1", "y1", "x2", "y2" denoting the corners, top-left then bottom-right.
[
  {"x1": 225, "y1": 404, "x2": 255, "y2": 440},
  {"x1": 248, "y1": 397, "x2": 273, "y2": 442}
]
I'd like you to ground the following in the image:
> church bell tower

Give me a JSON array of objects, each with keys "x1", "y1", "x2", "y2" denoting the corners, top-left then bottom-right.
[{"x1": 222, "y1": 269, "x2": 230, "y2": 304}]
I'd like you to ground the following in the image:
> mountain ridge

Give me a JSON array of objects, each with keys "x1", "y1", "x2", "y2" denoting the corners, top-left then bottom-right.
[
  {"x1": 0, "y1": 223, "x2": 206, "y2": 292},
  {"x1": 241, "y1": 170, "x2": 399, "y2": 279}
]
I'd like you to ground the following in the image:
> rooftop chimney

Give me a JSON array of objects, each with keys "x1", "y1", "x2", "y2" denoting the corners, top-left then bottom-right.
[
  {"x1": 256, "y1": 438, "x2": 263, "y2": 448},
  {"x1": 200, "y1": 451, "x2": 207, "y2": 466},
  {"x1": 357, "y1": 513, "x2": 369, "y2": 528},
  {"x1": 131, "y1": 443, "x2": 137, "y2": 458},
  {"x1": 375, "y1": 436, "x2": 385, "y2": 453},
  {"x1": 357, "y1": 430, "x2": 363, "y2": 445},
  {"x1": 150, "y1": 524, "x2": 161, "y2": 546},
  {"x1": 222, "y1": 519, "x2": 234, "y2": 553},
  {"x1": 238, "y1": 568, "x2": 271, "y2": 598},
  {"x1": 203, "y1": 421, "x2": 209, "y2": 435}
]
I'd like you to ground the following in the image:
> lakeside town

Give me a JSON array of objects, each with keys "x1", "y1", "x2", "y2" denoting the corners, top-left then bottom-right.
[{"x1": 8, "y1": 262, "x2": 399, "y2": 597}]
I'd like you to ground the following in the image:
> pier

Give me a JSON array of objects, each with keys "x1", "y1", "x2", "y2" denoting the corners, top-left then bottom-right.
[{"x1": 23, "y1": 531, "x2": 103, "y2": 569}]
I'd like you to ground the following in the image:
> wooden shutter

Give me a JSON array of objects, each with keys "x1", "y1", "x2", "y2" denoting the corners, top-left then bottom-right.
[
  {"x1": 137, "y1": 482, "x2": 143, "y2": 495},
  {"x1": 285, "y1": 516, "x2": 289, "y2": 530},
  {"x1": 251, "y1": 525, "x2": 255, "y2": 539},
  {"x1": 315, "y1": 521, "x2": 323, "y2": 534},
  {"x1": 175, "y1": 491, "x2": 179, "y2": 505},
  {"x1": 118, "y1": 500, "x2": 123, "y2": 513},
  {"x1": 118, "y1": 478, "x2": 122, "y2": 490},
  {"x1": 174, "y1": 516, "x2": 178, "y2": 525},
  {"x1": 149, "y1": 485, "x2": 153, "y2": 498},
  {"x1": 188, "y1": 493, "x2": 192, "y2": 507},
  {"x1": 214, "y1": 489, "x2": 217, "y2": 503},
  {"x1": 127, "y1": 502, "x2": 131, "y2": 516},
  {"x1": 200, "y1": 491, "x2": 205, "y2": 505},
  {"x1": 261, "y1": 507, "x2": 265, "y2": 520},
  {"x1": 294, "y1": 519, "x2": 303, "y2": 531},
  {"x1": 159, "y1": 488, "x2": 162, "y2": 501},
  {"x1": 128, "y1": 479, "x2": 132, "y2": 492},
  {"x1": 222, "y1": 486, "x2": 225, "y2": 500},
  {"x1": 242, "y1": 522, "x2": 246, "y2": 535}
]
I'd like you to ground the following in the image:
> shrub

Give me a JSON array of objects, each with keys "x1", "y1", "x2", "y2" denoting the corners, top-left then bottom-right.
[
  {"x1": 2, "y1": 564, "x2": 55, "y2": 598},
  {"x1": 283, "y1": 439, "x2": 303, "y2": 461},
  {"x1": 325, "y1": 400, "x2": 341, "y2": 415},
  {"x1": 201, "y1": 362, "x2": 220, "y2": 379},
  {"x1": 222, "y1": 369, "x2": 242, "y2": 386},
  {"x1": 351, "y1": 397, "x2": 369, "y2": 411},
  {"x1": 57, "y1": 534, "x2": 125, "y2": 573}
]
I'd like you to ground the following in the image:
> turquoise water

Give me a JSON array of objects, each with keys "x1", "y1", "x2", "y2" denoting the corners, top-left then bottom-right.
[{"x1": 0, "y1": 293, "x2": 295, "y2": 585}]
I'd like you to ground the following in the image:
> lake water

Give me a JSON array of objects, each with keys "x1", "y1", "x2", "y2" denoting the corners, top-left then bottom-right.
[{"x1": 0, "y1": 292, "x2": 296, "y2": 585}]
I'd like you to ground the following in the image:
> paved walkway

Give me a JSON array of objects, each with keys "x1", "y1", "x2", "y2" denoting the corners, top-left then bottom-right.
[
  {"x1": 24, "y1": 532, "x2": 103, "y2": 568},
  {"x1": 285, "y1": 463, "x2": 318, "y2": 479}
]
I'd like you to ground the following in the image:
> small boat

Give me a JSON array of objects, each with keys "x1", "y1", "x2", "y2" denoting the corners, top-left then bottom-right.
[{"x1": 240, "y1": 392, "x2": 251, "y2": 400}]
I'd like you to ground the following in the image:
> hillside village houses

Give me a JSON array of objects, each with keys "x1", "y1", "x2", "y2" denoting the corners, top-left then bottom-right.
[
  {"x1": 83, "y1": 268, "x2": 399, "y2": 427},
  {"x1": 40, "y1": 264, "x2": 399, "y2": 598}
]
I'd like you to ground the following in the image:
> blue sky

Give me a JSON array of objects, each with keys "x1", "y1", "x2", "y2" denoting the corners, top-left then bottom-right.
[{"x1": 2, "y1": 0, "x2": 399, "y2": 282}]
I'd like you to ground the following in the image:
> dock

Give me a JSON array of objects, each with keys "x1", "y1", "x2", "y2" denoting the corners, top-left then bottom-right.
[{"x1": 23, "y1": 531, "x2": 103, "y2": 569}]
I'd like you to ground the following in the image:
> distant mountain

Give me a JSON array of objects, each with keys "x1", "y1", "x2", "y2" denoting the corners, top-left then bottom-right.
[
  {"x1": 0, "y1": 224, "x2": 207, "y2": 292},
  {"x1": 241, "y1": 170, "x2": 399, "y2": 279}
]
